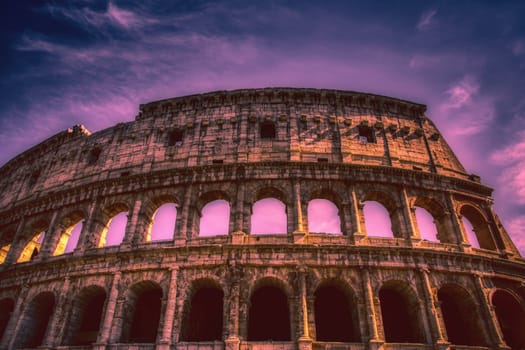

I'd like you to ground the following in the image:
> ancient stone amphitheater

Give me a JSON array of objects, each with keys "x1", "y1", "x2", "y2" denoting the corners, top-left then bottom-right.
[{"x1": 0, "y1": 88, "x2": 524, "y2": 350}]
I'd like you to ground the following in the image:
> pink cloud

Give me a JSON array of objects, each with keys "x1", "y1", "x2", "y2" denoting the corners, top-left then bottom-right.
[
  {"x1": 436, "y1": 75, "x2": 495, "y2": 138},
  {"x1": 490, "y1": 133, "x2": 525, "y2": 205},
  {"x1": 507, "y1": 216, "x2": 525, "y2": 254},
  {"x1": 44, "y1": 1, "x2": 155, "y2": 31}
]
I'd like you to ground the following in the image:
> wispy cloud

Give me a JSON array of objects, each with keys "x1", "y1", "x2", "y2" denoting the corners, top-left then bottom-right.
[
  {"x1": 438, "y1": 76, "x2": 494, "y2": 136},
  {"x1": 417, "y1": 9, "x2": 437, "y2": 31},
  {"x1": 44, "y1": 1, "x2": 155, "y2": 32},
  {"x1": 506, "y1": 215, "x2": 525, "y2": 254},
  {"x1": 490, "y1": 131, "x2": 525, "y2": 204}
]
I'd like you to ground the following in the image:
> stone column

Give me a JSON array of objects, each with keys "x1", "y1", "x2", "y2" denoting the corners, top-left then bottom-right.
[
  {"x1": 121, "y1": 197, "x2": 143, "y2": 249},
  {"x1": 38, "y1": 209, "x2": 61, "y2": 259},
  {"x1": 75, "y1": 198, "x2": 100, "y2": 253},
  {"x1": 95, "y1": 272, "x2": 121, "y2": 348},
  {"x1": 3, "y1": 219, "x2": 26, "y2": 265},
  {"x1": 232, "y1": 181, "x2": 245, "y2": 233},
  {"x1": 361, "y1": 268, "x2": 382, "y2": 349},
  {"x1": 340, "y1": 201, "x2": 353, "y2": 237},
  {"x1": 178, "y1": 184, "x2": 193, "y2": 242},
  {"x1": 157, "y1": 267, "x2": 179, "y2": 350},
  {"x1": 225, "y1": 264, "x2": 241, "y2": 350},
  {"x1": 400, "y1": 188, "x2": 417, "y2": 240},
  {"x1": 171, "y1": 273, "x2": 188, "y2": 343},
  {"x1": 2, "y1": 284, "x2": 29, "y2": 350},
  {"x1": 419, "y1": 269, "x2": 448, "y2": 348},
  {"x1": 42, "y1": 277, "x2": 70, "y2": 348},
  {"x1": 297, "y1": 268, "x2": 312, "y2": 350},
  {"x1": 484, "y1": 203, "x2": 508, "y2": 253},
  {"x1": 293, "y1": 180, "x2": 306, "y2": 239},
  {"x1": 472, "y1": 274, "x2": 509, "y2": 349},
  {"x1": 349, "y1": 188, "x2": 364, "y2": 241},
  {"x1": 445, "y1": 194, "x2": 468, "y2": 246}
]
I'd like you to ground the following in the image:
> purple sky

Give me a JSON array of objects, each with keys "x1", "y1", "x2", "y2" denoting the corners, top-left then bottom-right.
[{"x1": 1, "y1": 1, "x2": 524, "y2": 253}]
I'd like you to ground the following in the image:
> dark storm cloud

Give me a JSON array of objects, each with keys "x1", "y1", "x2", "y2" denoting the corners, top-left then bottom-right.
[{"x1": 0, "y1": 0, "x2": 524, "y2": 251}]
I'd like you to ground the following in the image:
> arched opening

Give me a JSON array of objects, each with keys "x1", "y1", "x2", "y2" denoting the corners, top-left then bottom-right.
[
  {"x1": 12, "y1": 292, "x2": 55, "y2": 349},
  {"x1": 248, "y1": 284, "x2": 291, "y2": 341},
  {"x1": 363, "y1": 201, "x2": 394, "y2": 238},
  {"x1": 461, "y1": 216, "x2": 481, "y2": 248},
  {"x1": 460, "y1": 206, "x2": 496, "y2": 250},
  {"x1": 358, "y1": 124, "x2": 375, "y2": 143},
  {"x1": 0, "y1": 298, "x2": 14, "y2": 341},
  {"x1": 18, "y1": 231, "x2": 45, "y2": 263},
  {"x1": 415, "y1": 207, "x2": 439, "y2": 242},
  {"x1": 199, "y1": 200, "x2": 230, "y2": 236},
  {"x1": 54, "y1": 218, "x2": 83, "y2": 255},
  {"x1": 379, "y1": 282, "x2": 424, "y2": 343},
  {"x1": 99, "y1": 211, "x2": 127, "y2": 247},
  {"x1": 260, "y1": 121, "x2": 276, "y2": 139},
  {"x1": 437, "y1": 284, "x2": 486, "y2": 346},
  {"x1": 168, "y1": 128, "x2": 184, "y2": 146},
  {"x1": 0, "y1": 245, "x2": 10, "y2": 264},
  {"x1": 492, "y1": 290, "x2": 525, "y2": 349},
  {"x1": 149, "y1": 203, "x2": 177, "y2": 241},
  {"x1": 308, "y1": 199, "x2": 342, "y2": 234},
  {"x1": 180, "y1": 282, "x2": 224, "y2": 341},
  {"x1": 314, "y1": 282, "x2": 360, "y2": 342},
  {"x1": 251, "y1": 198, "x2": 287, "y2": 234},
  {"x1": 63, "y1": 286, "x2": 106, "y2": 345},
  {"x1": 121, "y1": 283, "x2": 162, "y2": 343}
]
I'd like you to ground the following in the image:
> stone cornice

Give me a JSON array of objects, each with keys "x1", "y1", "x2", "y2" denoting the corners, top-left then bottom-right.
[
  {"x1": 137, "y1": 87, "x2": 427, "y2": 121},
  {"x1": 0, "y1": 243, "x2": 523, "y2": 287},
  {"x1": 0, "y1": 162, "x2": 492, "y2": 223}
]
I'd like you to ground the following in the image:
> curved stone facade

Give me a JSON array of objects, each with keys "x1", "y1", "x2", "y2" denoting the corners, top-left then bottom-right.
[{"x1": 0, "y1": 88, "x2": 524, "y2": 350}]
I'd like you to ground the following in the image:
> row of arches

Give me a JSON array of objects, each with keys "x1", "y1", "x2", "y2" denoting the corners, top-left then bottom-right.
[
  {"x1": 2, "y1": 277, "x2": 525, "y2": 349},
  {"x1": 0, "y1": 187, "x2": 502, "y2": 266}
]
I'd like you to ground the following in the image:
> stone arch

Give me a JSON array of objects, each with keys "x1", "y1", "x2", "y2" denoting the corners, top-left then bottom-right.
[
  {"x1": 437, "y1": 283, "x2": 487, "y2": 346},
  {"x1": 141, "y1": 193, "x2": 179, "y2": 243},
  {"x1": 313, "y1": 279, "x2": 361, "y2": 342},
  {"x1": 248, "y1": 277, "x2": 292, "y2": 341},
  {"x1": 360, "y1": 190, "x2": 398, "y2": 238},
  {"x1": 16, "y1": 218, "x2": 49, "y2": 263},
  {"x1": 0, "y1": 224, "x2": 16, "y2": 264},
  {"x1": 98, "y1": 202, "x2": 129, "y2": 248},
  {"x1": 0, "y1": 297, "x2": 14, "y2": 341},
  {"x1": 459, "y1": 204, "x2": 496, "y2": 250},
  {"x1": 307, "y1": 189, "x2": 343, "y2": 234},
  {"x1": 250, "y1": 187, "x2": 288, "y2": 235},
  {"x1": 53, "y1": 210, "x2": 84, "y2": 255},
  {"x1": 491, "y1": 289, "x2": 525, "y2": 349},
  {"x1": 180, "y1": 278, "x2": 224, "y2": 341},
  {"x1": 198, "y1": 191, "x2": 231, "y2": 237},
  {"x1": 62, "y1": 285, "x2": 107, "y2": 345},
  {"x1": 12, "y1": 291, "x2": 55, "y2": 349},
  {"x1": 120, "y1": 280, "x2": 163, "y2": 343},
  {"x1": 412, "y1": 197, "x2": 450, "y2": 243},
  {"x1": 149, "y1": 202, "x2": 177, "y2": 241},
  {"x1": 378, "y1": 280, "x2": 425, "y2": 343}
]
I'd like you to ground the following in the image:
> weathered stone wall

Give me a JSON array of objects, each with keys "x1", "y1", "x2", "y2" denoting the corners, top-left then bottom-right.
[{"x1": 0, "y1": 88, "x2": 523, "y2": 350}]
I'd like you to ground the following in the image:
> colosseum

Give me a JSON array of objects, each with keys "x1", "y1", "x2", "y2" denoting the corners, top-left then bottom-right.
[{"x1": 0, "y1": 87, "x2": 524, "y2": 350}]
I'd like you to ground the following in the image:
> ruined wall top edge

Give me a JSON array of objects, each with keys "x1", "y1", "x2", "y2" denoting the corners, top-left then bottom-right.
[{"x1": 0, "y1": 88, "x2": 474, "y2": 209}]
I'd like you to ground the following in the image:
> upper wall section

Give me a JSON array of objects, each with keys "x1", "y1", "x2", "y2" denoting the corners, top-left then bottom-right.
[{"x1": 0, "y1": 88, "x2": 472, "y2": 209}]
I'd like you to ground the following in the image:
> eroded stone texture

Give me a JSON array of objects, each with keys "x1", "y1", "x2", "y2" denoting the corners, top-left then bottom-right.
[{"x1": 0, "y1": 88, "x2": 523, "y2": 350}]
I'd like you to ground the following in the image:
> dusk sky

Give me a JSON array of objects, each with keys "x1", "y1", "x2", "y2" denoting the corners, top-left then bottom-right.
[{"x1": 1, "y1": 1, "x2": 525, "y2": 252}]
